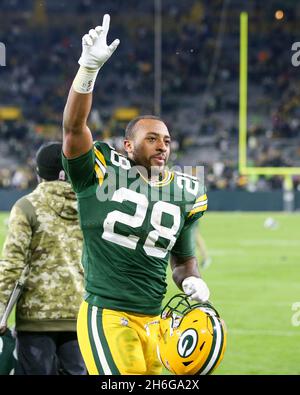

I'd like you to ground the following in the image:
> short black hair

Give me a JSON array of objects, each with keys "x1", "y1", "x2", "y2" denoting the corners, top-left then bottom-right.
[{"x1": 125, "y1": 115, "x2": 165, "y2": 140}]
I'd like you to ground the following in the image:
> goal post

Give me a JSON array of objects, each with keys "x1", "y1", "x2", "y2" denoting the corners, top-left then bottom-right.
[
  {"x1": 239, "y1": 12, "x2": 300, "y2": 210},
  {"x1": 239, "y1": 12, "x2": 300, "y2": 177}
]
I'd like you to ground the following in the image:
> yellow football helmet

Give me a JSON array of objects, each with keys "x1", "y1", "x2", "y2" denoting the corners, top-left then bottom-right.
[{"x1": 157, "y1": 293, "x2": 226, "y2": 375}]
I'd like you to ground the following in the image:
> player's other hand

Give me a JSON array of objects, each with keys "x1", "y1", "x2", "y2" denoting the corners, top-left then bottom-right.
[
  {"x1": 182, "y1": 276, "x2": 210, "y2": 302},
  {"x1": 78, "y1": 14, "x2": 120, "y2": 70}
]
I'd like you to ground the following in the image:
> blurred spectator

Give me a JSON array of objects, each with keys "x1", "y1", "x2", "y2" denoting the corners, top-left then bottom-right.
[{"x1": 0, "y1": 0, "x2": 299, "y2": 192}]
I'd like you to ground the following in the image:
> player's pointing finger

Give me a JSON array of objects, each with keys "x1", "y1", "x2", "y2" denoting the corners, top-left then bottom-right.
[{"x1": 102, "y1": 14, "x2": 110, "y2": 35}]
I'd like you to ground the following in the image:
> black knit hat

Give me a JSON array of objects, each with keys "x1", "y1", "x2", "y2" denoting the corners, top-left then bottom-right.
[{"x1": 36, "y1": 141, "x2": 64, "y2": 181}]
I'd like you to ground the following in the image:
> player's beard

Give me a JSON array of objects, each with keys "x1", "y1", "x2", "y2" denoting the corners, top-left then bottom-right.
[{"x1": 131, "y1": 151, "x2": 166, "y2": 180}]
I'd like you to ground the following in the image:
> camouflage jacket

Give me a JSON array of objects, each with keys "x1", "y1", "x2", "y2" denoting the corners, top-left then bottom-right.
[{"x1": 0, "y1": 181, "x2": 84, "y2": 331}]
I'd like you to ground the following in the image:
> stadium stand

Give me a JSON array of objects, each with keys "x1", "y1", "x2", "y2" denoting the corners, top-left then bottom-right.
[{"x1": 0, "y1": 0, "x2": 299, "y2": 191}]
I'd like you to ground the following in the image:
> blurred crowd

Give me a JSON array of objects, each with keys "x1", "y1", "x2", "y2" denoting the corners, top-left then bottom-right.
[{"x1": 0, "y1": 0, "x2": 300, "y2": 191}]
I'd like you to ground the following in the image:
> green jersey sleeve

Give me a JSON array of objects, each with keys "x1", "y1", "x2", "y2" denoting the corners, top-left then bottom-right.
[
  {"x1": 171, "y1": 221, "x2": 197, "y2": 258},
  {"x1": 171, "y1": 174, "x2": 208, "y2": 257},
  {"x1": 185, "y1": 188, "x2": 208, "y2": 226},
  {"x1": 62, "y1": 141, "x2": 111, "y2": 193}
]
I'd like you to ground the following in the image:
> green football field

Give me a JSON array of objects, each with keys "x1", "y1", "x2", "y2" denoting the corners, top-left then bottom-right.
[{"x1": 1, "y1": 211, "x2": 300, "y2": 375}]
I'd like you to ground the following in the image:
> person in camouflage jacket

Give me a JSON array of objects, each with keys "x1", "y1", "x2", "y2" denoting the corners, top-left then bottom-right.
[{"x1": 0, "y1": 142, "x2": 86, "y2": 375}]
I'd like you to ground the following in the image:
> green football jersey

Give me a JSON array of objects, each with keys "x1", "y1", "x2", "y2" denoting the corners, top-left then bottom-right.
[{"x1": 62, "y1": 141, "x2": 207, "y2": 315}]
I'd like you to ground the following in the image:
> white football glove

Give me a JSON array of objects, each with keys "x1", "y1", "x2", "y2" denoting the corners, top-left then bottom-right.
[
  {"x1": 182, "y1": 276, "x2": 210, "y2": 302},
  {"x1": 78, "y1": 14, "x2": 120, "y2": 70}
]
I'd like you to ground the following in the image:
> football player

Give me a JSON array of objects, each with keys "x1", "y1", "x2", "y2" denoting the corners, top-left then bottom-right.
[{"x1": 62, "y1": 14, "x2": 210, "y2": 375}]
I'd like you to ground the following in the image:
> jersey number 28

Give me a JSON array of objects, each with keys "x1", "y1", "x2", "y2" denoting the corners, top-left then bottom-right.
[{"x1": 102, "y1": 188, "x2": 181, "y2": 258}]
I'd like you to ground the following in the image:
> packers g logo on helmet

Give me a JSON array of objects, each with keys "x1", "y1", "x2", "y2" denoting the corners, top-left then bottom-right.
[{"x1": 157, "y1": 294, "x2": 227, "y2": 375}]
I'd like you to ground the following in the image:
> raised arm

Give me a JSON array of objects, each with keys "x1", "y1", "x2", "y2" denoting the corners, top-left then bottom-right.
[{"x1": 63, "y1": 14, "x2": 120, "y2": 159}]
